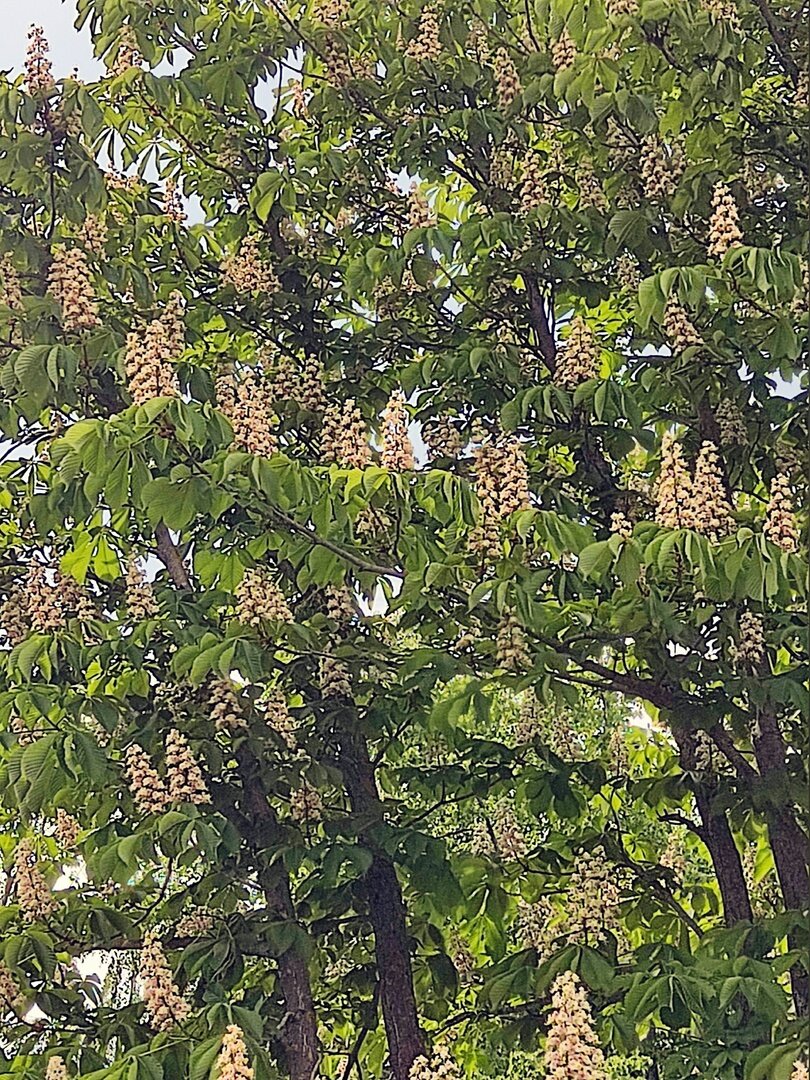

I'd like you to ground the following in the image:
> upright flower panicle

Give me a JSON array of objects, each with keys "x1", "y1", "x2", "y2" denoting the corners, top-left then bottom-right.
[
  {"x1": 14, "y1": 838, "x2": 57, "y2": 922},
  {"x1": 664, "y1": 297, "x2": 702, "y2": 351},
  {"x1": 125, "y1": 558, "x2": 159, "y2": 621},
  {"x1": 708, "y1": 182, "x2": 742, "y2": 257},
  {"x1": 493, "y1": 48, "x2": 521, "y2": 109},
  {"x1": 520, "y1": 151, "x2": 549, "y2": 213},
  {"x1": 54, "y1": 809, "x2": 80, "y2": 850},
  {"x1": 763, "y1": 473, "x2": 799, "y2": 553},
  {"x1": 470, "y1": 435, "x2": 531, "y2": 558},
  {"x1": 45, "y1": 1058, "x2": 68, "y2": 1080},
  {"x1": 423, "y1": 415, "x2": 462, "y2": 460},
  {"x1": 47, "y1": 247, "x2": 99, "y2": 332},
  {"x1": 381, "y1": 391, "x2": 414, "y2": 470},
  {"x1": 640, "y1": 136, "x2": 684, "y2": 200},
  {"x1": 216, "y1": 1025, "x2": 254, "y2": 1080},
  {"x1": 125, "y1": 315, "x2": 180, "y2": 405},
  {"x1": 124, "y1": 745, "x2": 170, "y2": 816},
  {"x1": 221, "y1": 235, "x2": 280, "y2": 295},
  {"x1": 551, "y1": 28, "x2": 577, "y2": 70},
  {"x1": 321, "y1": 399, "x2": 372, "y2": 468},
  {"x1": 235, "y1": 568, "x2": 292, "y2": 626},
  {"x1": 409, "y1": 1044, "x2": 462, "y2": 1080},
  {"x1": 655, "y1": 432, "x2": 694, "y2": 530},
  {"x1": 406, "y1": 6, "x2": 442, "y2": 62},
  {"x1": 166, "y1": 729, "x2": 211, "y2": 805},
  {"x1": 209, "y1": 679, "x2": 248, "y2": 732},
  {"x1": 555, "y1": 316, "x2": 599, "y2": 388},
  {"x1": 0, "y1": 961, "x2": 23, "y2": 1015},
  {"x1": 139, "y1": 931, "x2": 191, "y2": 1031},
  {"x1": 25, "y1": 26, "x2": 55, "y2": 96},
  {"x1": 544, "y1": 970, "x2": 607, "y2": 1080},
  {"x1": 0, "y1": 253, "x2": 23, "y2": 311},
  {"x1": 689, "y1": 441, "x2": 734, "y2": 542}
]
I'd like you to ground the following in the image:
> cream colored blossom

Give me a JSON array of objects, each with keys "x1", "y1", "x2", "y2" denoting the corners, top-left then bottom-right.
[
  {"x1": 45, "y1": 1058, "x2": 67, "y2": 1080},
  {"x1": 264, "y1": 685, "x2": 297, "y2": 748},
  {"x1": 517, "y1": 895, "x2": 558, "y2": 958},
  {"x1": 423, "y1": 415, "x2": 462, "y2": 460},
  {"x1": 0, "y1": 254, "x2": 23, "y2": 311},
  {"x1": 493, "y1": 48, "x2": 521, "y2": 109},
  {"x1": 520, "y1": 151, "x2": 549, "y2": 213},
  {"x1": 496, "y1": 612, "x2": 530, "y2": 672},
  {"x1": 406, "y1": 6, "x2": 442, "y2": 62},
  {"x1": 615, "y1": 252, "x2": 641, "y2": 291},
  {"x1": 216, "y1": 1025, "x2": 254, "y2": 1080},
  {"x1": 223, "y1": 369, "x2": 277, "y2": 456},
  {"x1": 408, "y1": 185, "x2": 435, "y2": 229},
  {"x1": 163, "y1": 178, "x2": 186, "y2": 223},
  {"x1": 221, "y1": 235, "x2": 280, "y2": 295},
  {"x1": 124, "y1": 313, "x2": 180, "y2": 405},
  {"x1": 409, "y1": 1044, "x2": 462, "y2": 1080},
  {"x1": 48, "y1": 247, "x2": 99, "y2": 332},
  {"x1": 568, "y1": 848, "x2": 621, "y2": 945},
  {"x1": 321, "y1": 398, "x2": 372, "y2": 468},
  {"x1": 663, "y1": 297, "x2": 701, "y2": 351},
  {"x1": 109, "y1": 27, "x2": 142, "y2": 77},
  {"x1": 319, "y1": 655, "x2": 353, "y2": 698},
  {"x1": 640, "y1": 136, "x2": 684, "y2": 200},
  {"x1": 610, "y1": 510, "x2": 633, "y2": 540},
  {"x1": 125, "y1": 558, "x2": 158, "y2": 620},
  {"x1": 236, "y1": 568, "x2": 292, "y2": 626},
  {"x1": 175, "y1": 909, "x2": 215, "y2": 937},
  {"x1": 689, "y1": 441, "x2": 734, "y2": 542},
  {"x1": 24, "y1": 564, "x2": 61, "y2": 633},
  {"x1": 54, "y1": 809, "x2": 80, "y2": 850},
  {"x1": 708, "y1": 182, "x2": 742, "y2": 258},
  {"x1": 544, "y1": 970, "x2": 607, "y2": 1080},
  {"x1": 731, "y1": 611, "x2": 765, "y2": 668},
  {"x1": 763, "y1": 473, "x2": 799, "y2": 553},
  {"x1": 716, "y1": 399, "x2": 747, "y2": 446},
  {"x1": 493, "y1": 799, "x2": 527, "y2": 859},
  {"x1": 791, "y1": 1061, "x2": 809, "y2": 1080},
  {"x1": 469, "y1": 435, "x2": 530, "y2": 559},
  {"x1": 655, "y1": 432, "x2": 694, "y2": 529},
  {"x1": 555, "y1": 316, "x2": 599, "y2": 388},
  {"x1": 15, "y1": 838, "x2": 57, "y2": 922},
  {"x1": 381, "y1": 391, "x2": 414, "y2": 470},
  {"x1": 139, "y1": 931, "x2": 191, "y2": 1031},
  {"x1": 290, "y1": 783, "x2": 323, "y2": 824},
  {"x1": 79, "y1": 215, "x2": 109, "y2": 257},
  {"x1": 551, "y1": 28, "x2": 577, "y2": 71},
  {"x1": 124, "y1": 744, "x2": 170, "y2": 816},
  {"x1": 605, "y1": 0, "x2": 638, "y2": 15},
  {"x1": 25, "y1": 26, "x2": 55, "y2": 95},
  {"x1": 166, "y1": 729, "x2": 210, "y2": 805},
  {"x1": 265, "y1": 352, "x2": 327, "y2": 412},
  {"x1": 209, "y1": 679, "x2": 248, "y2": 733},
  {"x1": 0, "y1": 961, "x2": 23, "y2": 1015}
]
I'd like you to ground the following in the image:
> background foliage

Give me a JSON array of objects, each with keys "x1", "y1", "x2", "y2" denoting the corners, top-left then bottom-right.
[{"x1": 0, "y1": 0, "x2": 807, "y2": 1078}]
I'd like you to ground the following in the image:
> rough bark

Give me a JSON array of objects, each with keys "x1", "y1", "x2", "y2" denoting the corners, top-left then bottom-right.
[
  {"x1": 336, "y1": 719, "x2": 426, "y2": 1080},
  {"x1": 239, "y1": 748, "x2": 321, "y2": 1080},
  {"x1": 673, "y1": 728, "x2": 753, "y2": 926},
  {"x1": 751, "y1": 711, "x2": 809, "y2": 1014}
]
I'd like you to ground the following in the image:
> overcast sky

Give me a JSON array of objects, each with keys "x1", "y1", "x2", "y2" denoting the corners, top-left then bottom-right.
[{"x1": 1, "y1": 2, "x2": 97, "y2": 78}]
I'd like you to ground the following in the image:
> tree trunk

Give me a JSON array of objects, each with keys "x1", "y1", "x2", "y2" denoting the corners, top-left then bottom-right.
[
  {"x1": 337, "y1": 719, "x2": 426, "y2": 1079},
  {"x1": 237, "y1": 751, "x2": 321, "y2": 1080},
  {"x1": 751, "y1": 711, "x2": 809, "y2": 1014},
  {"x1": 673, "y1": 728, "x2": 753, "y2": 925}
]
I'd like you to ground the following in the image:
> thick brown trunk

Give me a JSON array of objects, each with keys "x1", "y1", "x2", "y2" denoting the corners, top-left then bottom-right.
[
  {"x1": 673, "y1": 728, "x2": 753, "y2": 925},
  {"x1": 337, "y1": 721, "x2": 426, "y2": 1079},
  {"x1": 751, "y1": 712, "x2": 809, "y2": 1014},
  {"x1": 266, "y1": 874, "x2": 321, "y2": 1080},
  {"x1": 238, "y1": 748, "x2": 321, "y2": 1079}
]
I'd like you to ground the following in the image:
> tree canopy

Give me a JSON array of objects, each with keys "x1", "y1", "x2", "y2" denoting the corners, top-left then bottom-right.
[{"x1": 0, "y1": 1, "x2": 807, "y2": 1079}]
